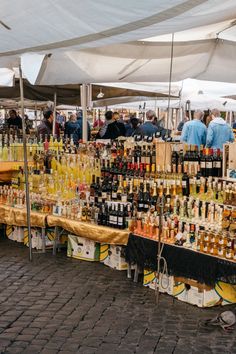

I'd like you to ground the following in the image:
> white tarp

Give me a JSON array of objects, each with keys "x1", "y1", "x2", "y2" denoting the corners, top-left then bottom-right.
[
  {"x1": 0, "y1": 1, "x2": 236, "y2": 84},
  {"x1": 0, "y1": 0, "x2": 236, "y2": 56},
  {"x1": 0, "y1": 68, "x2": 14, "y2": 86},
  {"x1": 16, "y1": 38, "x2": 236, "y2": 84}
]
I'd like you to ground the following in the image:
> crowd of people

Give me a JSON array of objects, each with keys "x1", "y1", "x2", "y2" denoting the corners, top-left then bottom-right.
[
  {"x1": 180, "y1": 108, "x2": 235, "y2": 150},
  {"x1": 3, "y1": 107, "x2": 235, "y2": 151},
  {"x1": 95, "y1": 109, "x2": 164, "y2": 140}
]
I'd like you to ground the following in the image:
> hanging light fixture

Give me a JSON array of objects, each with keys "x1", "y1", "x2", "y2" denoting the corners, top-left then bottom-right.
[{"x1": 97, "y1": 88, "x2": 104, "y2": 99}]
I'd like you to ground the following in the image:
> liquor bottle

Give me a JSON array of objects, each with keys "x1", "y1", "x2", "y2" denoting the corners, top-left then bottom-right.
[
  {"x1": 183, "y1": 144, "x2": 190, "y2": 175},
  {"x1": 205, "y1": 148, "x2": 213, "y2": 177},
  {"x1": 214, "y1": 149, "x2": 222, "y2": 178},
  {"x1": 117, "y1": 176, "x2": 123, "y2": 201},
  {"x1": 145, "y1": 145, "x2": 151, "y2": 167},
  {"x1": 118, "y1": 204, "x2": 125, "y2": 229},
  {"x1": 182, "y1": 165, "x2": 190, "y2": 197},
  {"x1": 151, "y1": 145, "x2": 156, "y2": 166},
  {"x1": 137, "y1": 183, "x2": 144, "y2": 212},
  {"x1": 113, "y1": 203, "x2": 118, "y2": 228},
  {"x1": 151, "y1": 182, "x2": 158, "y2": 209},
  {"x1": 127, "y1": 181, "x2": 134, "y2": 203},
  {"x1": 143, "y1": 181, "x2": 150, "y2": 213},
  {"x1": 141, "y1": 146, "x2": 146, "y2": 164},
  {"x1": 171, "y1": 145, "x2": 179, "y2": 173},
  {"x1": 200, "y1": 148, "x2": 206, "y2": 177}
]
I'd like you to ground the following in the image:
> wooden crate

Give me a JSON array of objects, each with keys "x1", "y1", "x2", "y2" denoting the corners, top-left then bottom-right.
[
  {"x1": 223, "y1": 143, "x2": 236, "y2": 178},
  {"x1": 155, "y1": 142, "x2": 183, "y2": 171}
]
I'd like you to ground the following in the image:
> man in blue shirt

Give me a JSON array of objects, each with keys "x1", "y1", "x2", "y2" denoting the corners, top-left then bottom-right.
[
  {"x1": 206, "y1": 109, "x2": 234, "y2": 150},
  {"x1": 181, "y1": 110, "x2": 206, "y2": 148},
  {"x1": 134, "y1": 110, "x2": 158, "y2": 137}
]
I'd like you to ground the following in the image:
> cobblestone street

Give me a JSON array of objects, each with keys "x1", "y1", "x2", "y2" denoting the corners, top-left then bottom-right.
[{"x1": 0, "y1": 237, "x2": 235, "y2": 354}]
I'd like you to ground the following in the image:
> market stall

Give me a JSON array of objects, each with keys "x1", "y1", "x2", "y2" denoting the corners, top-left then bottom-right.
[{"x1": 0, "y1": 137, "x2": 235, "y2": 307}]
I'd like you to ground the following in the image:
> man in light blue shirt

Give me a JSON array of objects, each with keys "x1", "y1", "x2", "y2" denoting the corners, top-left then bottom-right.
[
  {"x1": 206, "y1": 109, "x2": 234, "y2": 150},
  {"x1": 180, "y1": 110, "x2": 206, "y2": 148}
]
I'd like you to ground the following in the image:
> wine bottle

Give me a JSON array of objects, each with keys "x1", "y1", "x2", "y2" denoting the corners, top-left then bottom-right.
[{"x1": 182, "y1": 165, "x2": 190, "y2": 197}]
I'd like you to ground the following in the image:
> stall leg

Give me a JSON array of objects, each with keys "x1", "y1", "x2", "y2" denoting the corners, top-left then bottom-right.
[
  {"x1": 41, "y1": 227, "x2": 46, "y2": 253},
  {"x1": 53, "y1": 226, "x2": 59, "y2": 256},
  {"x1": 127, "y1": 263, "x2": 132, "y2": 279},
  {"x1": 133, "y1": 264, "x2": 139, "y2": 283}
]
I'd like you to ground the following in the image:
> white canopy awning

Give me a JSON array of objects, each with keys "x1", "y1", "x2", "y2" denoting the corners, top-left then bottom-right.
[
  {"x1": 0, "y1": 0, "x2": 236, "y2": 56},
  {"x1": 0, "y1": 1, "x2": 236, "y2": 85}
]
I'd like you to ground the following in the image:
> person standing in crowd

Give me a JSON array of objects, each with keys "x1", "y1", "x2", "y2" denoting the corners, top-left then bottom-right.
[
  {"x1": 113, "y1": 111, "x2": 126, "y2": 136},
  {"x1": 37, "y1": 110, "x2": 60, "y2": 139},
  {"x1": 180, "y1": 110, "x2": 207, "y2": 148},
  {"x1": 64, "y1": 113, "x2": 81, "y2": 143},
  {"x1": 93, "y1": 116, "x2": 104, "y2": 129},
  {"x1": 134, "y1": 110, "x2": 158, "y2": 137},
  {"x1": 206, "y1": 108, "x2": 234, "y2": 150},
  {"x1": 205, "y1": 113, "x2": 213, "y2": 127},
  {"x1": 177, "y1": 115, "x2": 189, "y2": 132},
  {"x1": 125, "y1": 117, "x2": 140, "y2": 137},
  {"x1": 76, "y1": 110, "x2": 91, "y2": 141},
  {"x1": 96, "y1": 111, "x2": 121, "y2": 139},
  {"x1": 6, "y1": 109, "x2": 22, "y2": 129}
]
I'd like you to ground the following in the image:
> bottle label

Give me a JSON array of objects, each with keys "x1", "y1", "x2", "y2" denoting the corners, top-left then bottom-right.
[
  {"x1": 182, "y1": 181, "x2": 187, "y2": 187},
  {"x1": 102, "y1": 192, "x2": 107, "y2": 199},
  {"x1": 112, "y1": 192, "x2": 117, "y2": 199},
  {"x1": 200, "y1": 161, "x2": 206, "y2": 168},
  {"x1": 121, "y1": 195, "x2": 127, "y2": 203},
  {"x1": 118, "y1": 217, "x2": 123, "y2": 225},
  {"x1": 214, "y1": 161, "x2": 221, "y2": 168},
  {"x1": 206, "y1": 162, "x2": 213, "y2": 168}
]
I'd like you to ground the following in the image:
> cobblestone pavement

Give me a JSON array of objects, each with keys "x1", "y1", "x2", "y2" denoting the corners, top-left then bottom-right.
[{"x1": 0, "y1": 237, "x2": 235, "y2": 354}]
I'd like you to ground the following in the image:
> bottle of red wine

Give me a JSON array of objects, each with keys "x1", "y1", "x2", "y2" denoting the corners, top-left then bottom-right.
[{"x1": 182, "y1": 165, "x2": 190, "y2": 197}]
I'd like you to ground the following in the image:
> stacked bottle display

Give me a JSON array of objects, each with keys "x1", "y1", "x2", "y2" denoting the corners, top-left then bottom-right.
[
  {"x1": 0, "y1": 134, "x2": 79, "y2": 162},
  {"x1": 0, "y1": 139, "x2": 235, "y2": 260}
]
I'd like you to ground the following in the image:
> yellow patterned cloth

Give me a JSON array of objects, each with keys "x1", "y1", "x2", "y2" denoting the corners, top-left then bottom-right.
[
  {"x1": 0, "y1": 205, "x2": 47, "y2": 228},
  {"x1": 47, "y1": 215, "x2": 129, "y2": 245}
]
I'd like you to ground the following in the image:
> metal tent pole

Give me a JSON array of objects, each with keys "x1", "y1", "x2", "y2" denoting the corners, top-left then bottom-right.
[
  {"x1": 53, "y1": 92, "x2": 57, "y2": 136},
  {"x1": 156, "y1": 33, "x2": 175, "y2": 304},
  {"x1": 80, "y1": 84, "x2": 88, "y2": 142},
  {"x1": 19, "y1": 64, "x2": 32, "y2": 261}
]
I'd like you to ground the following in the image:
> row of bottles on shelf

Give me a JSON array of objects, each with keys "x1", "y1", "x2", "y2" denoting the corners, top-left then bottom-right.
[
  {"x1": 0, "y1": 185, "x2": 131, "y2": 230},
  {"x1": 132, "y1": 212, "x2": 236, "y2": 261},
  {"x1": 171, "y1": 144, "x2": 223, "y2": 177},
  {"x1": 0, "y1": 136, "x2": 224, "y2": 180},
  {"x1": 0, "y1": 134, "x2": 85, "y2": 161},
  {"x1": 90, "y1": 174, "x2": 236, "y2": 206},
  {"x1": 5, "y1": 172, "x2": 236, "y2": 226}
]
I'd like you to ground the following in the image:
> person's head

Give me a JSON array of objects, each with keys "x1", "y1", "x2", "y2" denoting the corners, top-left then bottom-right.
[
  {"x1": 105, "y1": 111, "x2": 113, "y2": 121},
  {"x1": 211, "y1": 108, "x2": 221, "y2": 119},
  {"x1": 43, "y1": 110, "x2": 53, "y2": 123},
  {"x1": 130, "y1": 117, "x2": 139, "y2": 129},
  {"x1": 76, "y1": 110, "x2": 83, "y2": 120},
  {"x1": 69, "y1": 113, "x2": 76, "y2": 122},
  {"x1": 194, "y1": 110, "x2": 204, "y2": 121},
  {"x1": 113, "y1": 112, "x2": 120, "y2": 121},
  {"x1": 146, "y1": 110, "x2": 156, "y2": 121},
  {"x1": 9, "y1": 109, "x2": 17, "y2": 119}
]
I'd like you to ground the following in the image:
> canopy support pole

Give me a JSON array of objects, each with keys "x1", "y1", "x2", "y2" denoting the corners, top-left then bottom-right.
[
  {"x1": 19, "y1": 64, "x2": 32, "y2": 261},
  {"x1": 53, "y1": 92, "x2": 57, "y2": 136},
  {"x1": 80, "y1": 84, "x2": 88, "y2": 142},
  {"x1": 156, "y1": 33, "x2": 175, "y2": 305}
]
